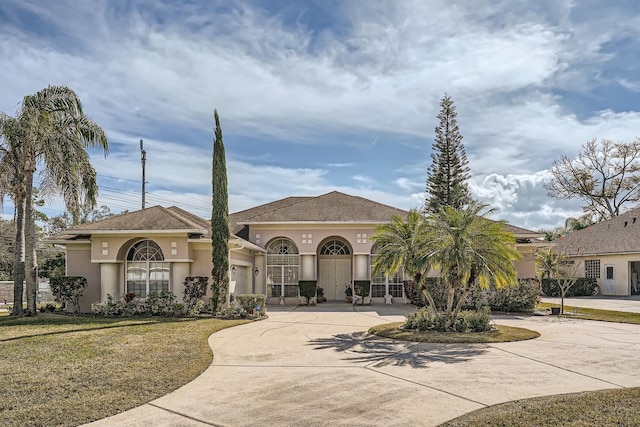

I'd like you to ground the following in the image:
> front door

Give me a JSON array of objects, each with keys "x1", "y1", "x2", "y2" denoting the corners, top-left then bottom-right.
[
  {"x1": 318, "y1": 257, "x2": 351, "y2": 301},
  {"x1": 604, "y1": 264, "x2": 616, "y2": 294}
]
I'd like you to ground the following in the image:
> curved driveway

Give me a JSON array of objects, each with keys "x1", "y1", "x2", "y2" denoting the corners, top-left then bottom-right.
[{"x1": 86, "y1": 303, "x2": 640, "y2": 426}]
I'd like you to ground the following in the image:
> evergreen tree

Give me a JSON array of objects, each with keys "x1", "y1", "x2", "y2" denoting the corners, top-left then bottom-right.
[
  {"x1": 425, "y1": 94, "x2": 472, "y2": 213},
  {"x1": 211, "y1": 109, "x2": 230, "y2": 314}
]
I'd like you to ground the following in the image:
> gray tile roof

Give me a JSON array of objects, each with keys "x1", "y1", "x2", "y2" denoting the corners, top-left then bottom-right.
[
  {"x1": 232, "y1": 191, "x2": 408, "y2": 224},
  {"x1": 555, "y1": 206, "x2": 640, "y2": 255},
  {"x1": 66, "y1": 205, "x2": 208, "y2": 233}
]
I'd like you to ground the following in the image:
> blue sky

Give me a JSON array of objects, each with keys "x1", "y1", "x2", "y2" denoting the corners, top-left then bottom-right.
[{"x1": 2, "y1": 0, "x2": 640, "y2": 231}]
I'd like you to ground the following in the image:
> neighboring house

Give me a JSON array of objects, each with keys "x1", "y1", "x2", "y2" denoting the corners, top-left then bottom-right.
[
  {"x1": 555, "y1": 207, "x2": 640, "y2": 296},
  {"x1": 52, "y1": 191, "x2": 544, "y2": 312}
]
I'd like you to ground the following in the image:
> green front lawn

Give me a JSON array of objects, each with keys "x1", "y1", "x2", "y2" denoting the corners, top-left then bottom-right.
[
  {"x1": 369, "y1": 322, "x2": 540, "y2": 343},
  {"x1": 442, "y1": 387, "x2": 640, "y2": 426},
  {"x1": 0, "y1": 313, "x2": 248, "y2": 427},
  {"x1": 538, "y1": 302, "x2": 640, "y2": 324}
]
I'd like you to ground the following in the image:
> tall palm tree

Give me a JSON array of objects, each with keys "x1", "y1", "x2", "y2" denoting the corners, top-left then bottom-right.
[
  {"x1": 371, "y1": 209, "x2": 437, "y2": 308},
  {"x1": 0, "y1": 86, "x2": 108, "y2": 315},
  {"x1": 423, "y1": 202, "x2": 520, "y2": 330}
]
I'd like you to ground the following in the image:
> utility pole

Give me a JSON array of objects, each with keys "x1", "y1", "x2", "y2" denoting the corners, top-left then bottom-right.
[{"x1": 140, "y1": 139, "x2": 146, "y2": 209}]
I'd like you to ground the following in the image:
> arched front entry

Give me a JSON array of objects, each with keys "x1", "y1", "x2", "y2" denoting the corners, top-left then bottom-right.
[{"x1": 317, "y1": 238, "x2": 352, "y2": 301}]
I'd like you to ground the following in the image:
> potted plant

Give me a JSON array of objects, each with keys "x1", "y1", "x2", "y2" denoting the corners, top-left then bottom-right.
[
  {"x1": 345, "y1": 284, "x2": 353, "y2": 302},
  {"x1": 316, "y1": 287, "x2": 326, "y2": 303},
  {"x1": 353, "y1": 280, "x2": 371, "y2": 305}
]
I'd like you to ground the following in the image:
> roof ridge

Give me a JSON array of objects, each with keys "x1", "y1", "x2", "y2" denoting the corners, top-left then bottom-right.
[
  {"x1": 162, "y1": 206, "x2": 207, "y2": 230},
  {"x1": 338, "y1": 192, "x2": 411, "y2": 215},
  {"x1": 167, "y1": 206, "x2": 210, "y2": 229},
  {"x1": 233, "y1": 196, "x2": 312, "y2": 221}
]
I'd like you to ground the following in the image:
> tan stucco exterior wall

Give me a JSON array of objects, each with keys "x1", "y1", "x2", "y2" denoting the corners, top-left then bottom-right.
[
  {"x1": 66, "y1": 243, "x2": 101, "y2": 312},
  {"x1": 91, "y1": 234, "x2": 192, "y2": 263},
  {"x1": 515, "y1": 247, "x2": 536, "y2": 279},
  {"x1": 250, "y1": 224, "x2": 377, "y2": 256}
]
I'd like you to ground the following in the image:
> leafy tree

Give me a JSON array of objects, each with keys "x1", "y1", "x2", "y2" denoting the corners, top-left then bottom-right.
[
  {"x1": 545, "y1": 232, "x2": 595, "y2": 314},
  {"x1": 373, "y1": 203, "x2": 520, "y2": 332},
  {"x1": 546, "y1": 138, "x2": 640, "y2": 221},
  {"x1": 425, "y1": 94, "x2": 472, "y2": 213},
  {"x1": 211, "y1": 110, "x2": 230, "y2": 314},
  {"x1": 38, "y1": 252, "x2": 66, "y2": 279},
  {"x1": 564, "y1": 214, "x2": 594, "y2": 232},
  {"x1": 0, "y1": 85, "x2": 108, "y2": 315},
  {"x1": 44, "y1": 205, "x2": 116, "y2": 236}
]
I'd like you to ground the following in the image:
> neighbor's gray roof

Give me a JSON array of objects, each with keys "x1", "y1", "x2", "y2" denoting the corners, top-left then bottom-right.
[
  {"x1": 231, "y1": 191, "x2": 408, "y2": 227},
  {"x1": 555, "y1": 206, "x2": 640, "y2": 256}
]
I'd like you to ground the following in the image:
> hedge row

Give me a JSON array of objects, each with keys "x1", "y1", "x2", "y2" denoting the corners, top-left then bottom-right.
[
  {"x1": 404, "y1": 278, "x2": 539, "y2": 313},
  {"x1": 541, "y1": 277, "x2": 598, "y2": 297}
]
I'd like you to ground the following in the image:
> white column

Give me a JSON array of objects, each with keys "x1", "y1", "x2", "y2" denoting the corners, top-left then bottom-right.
[
  {"x1": 301, "y1": 254, "x2": 316, "y2": 280},
  {"x1": 353, "y1": 254, "x2": 369, "y2": 280},
  {"x1": 100, "y1": 263, "x2": 119, "y2": 302},
  {"x1": 171, "y1": 262, "x2": 190, "y2": 300}
]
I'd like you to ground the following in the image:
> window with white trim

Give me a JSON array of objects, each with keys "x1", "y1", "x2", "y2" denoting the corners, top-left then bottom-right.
[
  {"x1": 370, "y1": 252, "x2": 404, "y2": 298},
  {"x1": 585, "y1": 259, "x2": 600, "y2": 279},
  {"x1": 266, "y1": 238, "x2": 299, "y2": 298},
  {"x1": 320, "y1": 240, "x2": 350, "y2": 255},
  {"x1": 126, "y1": 240, "x2": 169, "y2": 298}
]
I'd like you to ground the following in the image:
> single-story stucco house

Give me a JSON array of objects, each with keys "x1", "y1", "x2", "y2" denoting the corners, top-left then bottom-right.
[
  {"x1": 51, "y1": 191, "x2": 544, "y2": 312},
  {"x1": 555, "y1": 206, "x2": 640, "y2": 296}
]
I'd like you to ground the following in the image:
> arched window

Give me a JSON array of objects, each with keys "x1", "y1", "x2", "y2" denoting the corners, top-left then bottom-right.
[
  {"x1": 370, "y1": 246, "x2": 404, "y2": 298},
  {"x1": 319, "y1": 239, "x2": 350, "y2": 255},
  {"x1": 266, "y1": 238, "x2": 299, "y2": 298},
  {"x1": 126, "y1": 240, "x2": 169, "y2": 298}
]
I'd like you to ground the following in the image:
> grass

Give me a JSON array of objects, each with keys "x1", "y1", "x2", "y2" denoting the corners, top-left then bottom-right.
[
  {"x1": 441, "y1": 387, "x2": 640, "y2": 426},
  {"x1": 537, "y1": 302, "x2": 640, "y2": 324},
  {"x1": 369, "y1": 322, "x2": 540, "y2": 343},
  {"x1": 0, "y1": 313, "x2": 249, "y2": 427}
]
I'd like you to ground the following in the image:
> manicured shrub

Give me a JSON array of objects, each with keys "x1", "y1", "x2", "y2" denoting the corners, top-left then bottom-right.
[
  {"x1": 145, "y1": 291, "x2": 177, "y2": 315},
  {"x1": 183, "y1": 276, "x2": 208, "y2": 314},
  {"x1": 91, "y1": 294, "x2": 145, "y2": 317},
  {"x1": 49, "y1": 276, "x2": 87, "y2": 315},
  {"x1": 541, "y1": 277, "x2": 598, "y2": 297},
  {"x1": 404, "y1": 306, "x2": 492, "y2": 332},
  {"x1": 235, "y1": 294, "x2": 266, "y2": 317},
  {"x1": 464, "y1": 278, "x2": 539, "y2": 313},
  {"x1": 405, "y1": 306, "x2": 445, "y2": 331},
  {"x1": 454, "y1": 307, "x2": 492, "y2": 332},
  {"x1": 353, "y1": 280, "x2": 371, "y2": 297},
  {"x1": 298, "y1": 280, "x2": 317, "y2": 304}
]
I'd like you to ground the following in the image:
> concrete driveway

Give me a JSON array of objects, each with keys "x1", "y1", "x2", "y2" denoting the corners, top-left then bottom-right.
[{"x1": 85, "y1": 303, "x2": 640, "y2": 427}]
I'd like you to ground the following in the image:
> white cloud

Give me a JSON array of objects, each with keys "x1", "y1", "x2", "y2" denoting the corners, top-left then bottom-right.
[{"x1": 2, "y1": 1, "x2": 640, "y2": 230}]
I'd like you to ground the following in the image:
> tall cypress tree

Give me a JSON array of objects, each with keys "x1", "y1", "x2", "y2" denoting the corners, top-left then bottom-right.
[
  {"x1": 211, "y1": 109, "x2": 230, "y2": 314},
  {"x1": 425, "y1": 94, "x2": 472, "y2": 213}
]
